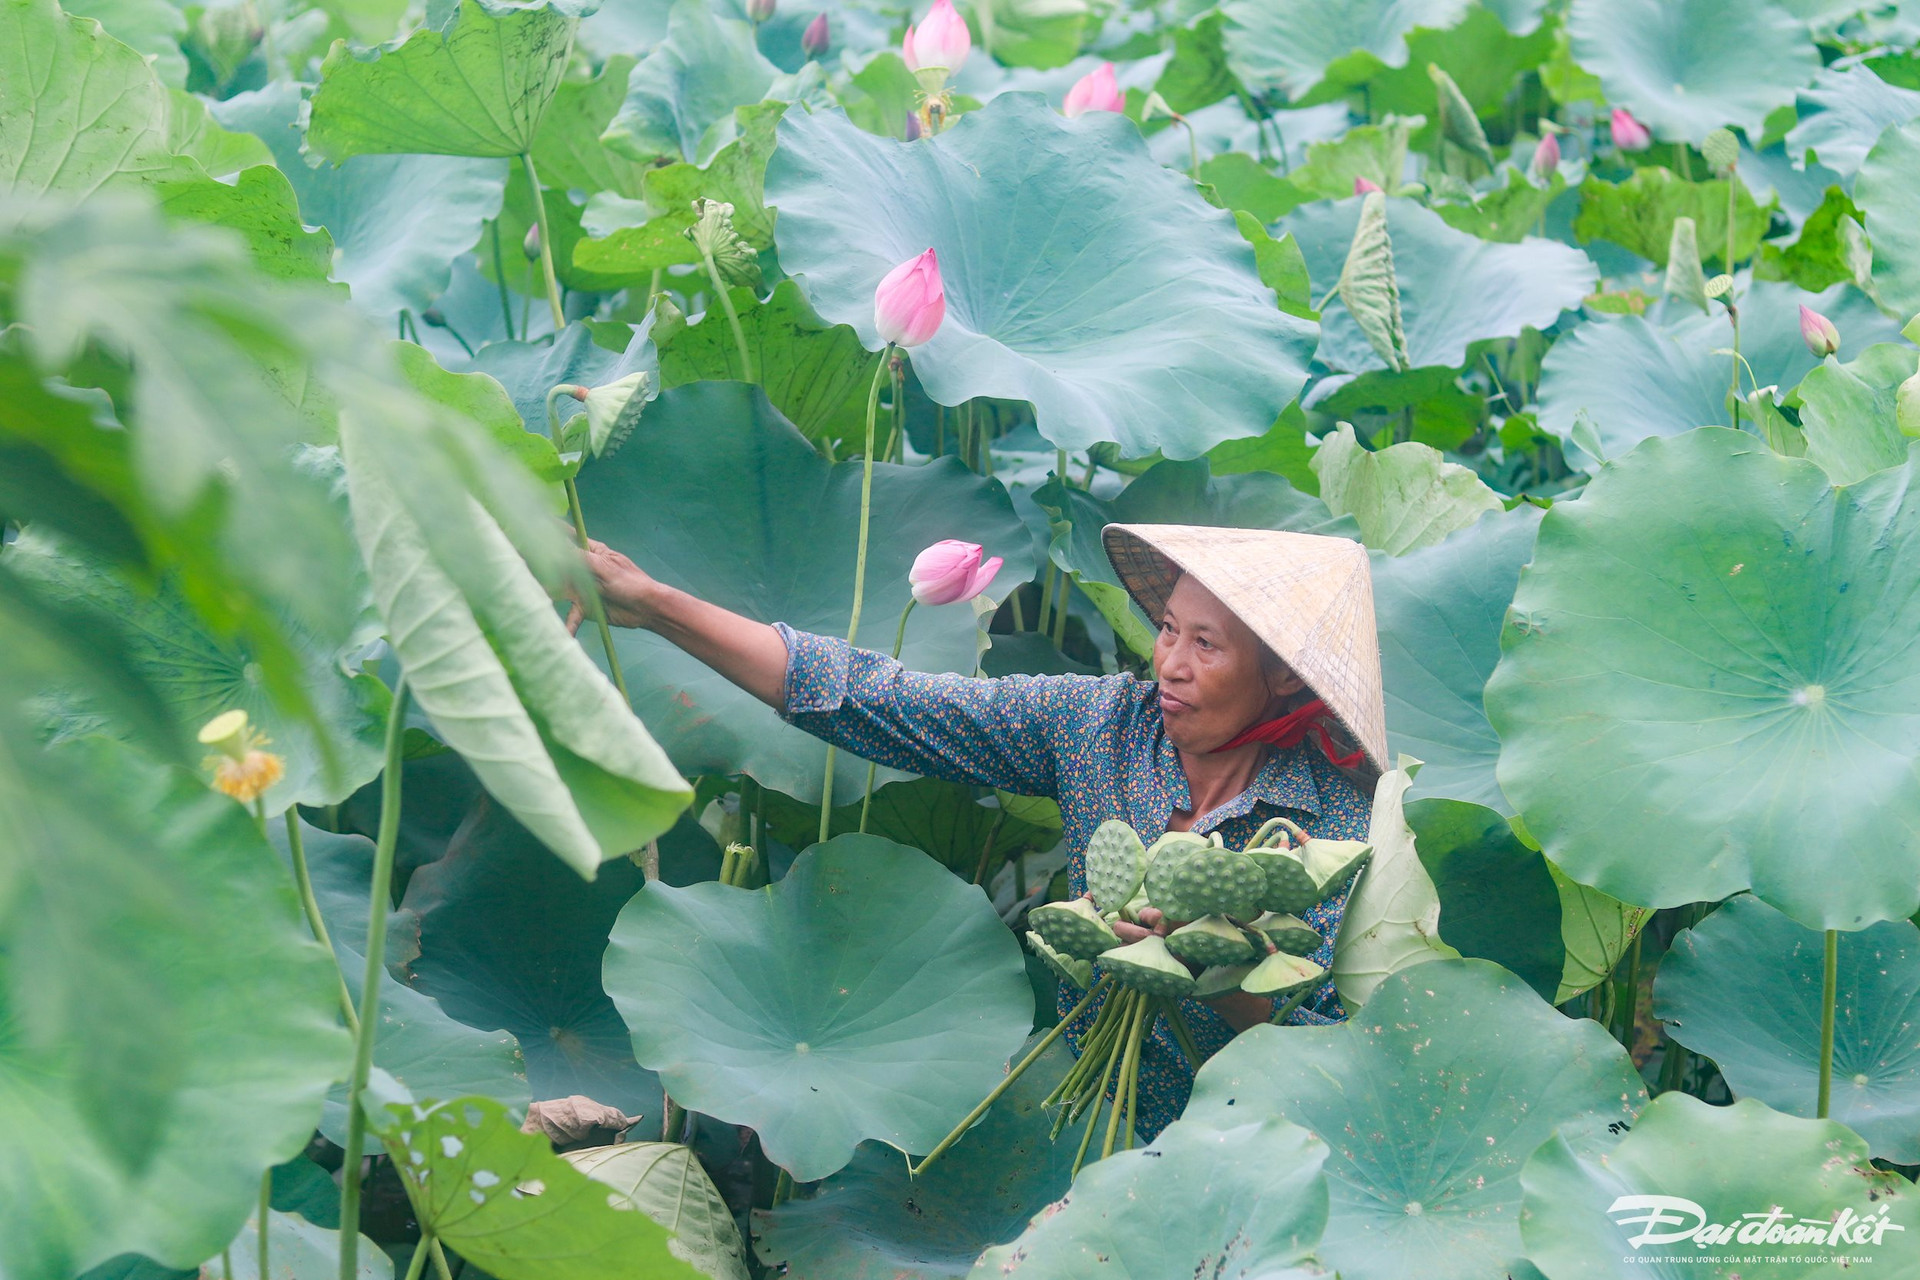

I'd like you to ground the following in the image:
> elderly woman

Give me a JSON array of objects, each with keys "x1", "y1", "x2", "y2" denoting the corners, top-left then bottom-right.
[{"x1": 579, "y1": 522, "x2": 1386, "y2": 1137}]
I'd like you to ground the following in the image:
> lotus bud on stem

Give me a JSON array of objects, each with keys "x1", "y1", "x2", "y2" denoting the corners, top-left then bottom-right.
[
  {"x1": 1062, "y1": 62, "x2": 1123, "y2": 118},
  {"x1": 1140, "y1": 90, "x2": 1199, "y2": 180},
  {"x1": 800, "y1": 11, "x2": 828, "y2": 58}
]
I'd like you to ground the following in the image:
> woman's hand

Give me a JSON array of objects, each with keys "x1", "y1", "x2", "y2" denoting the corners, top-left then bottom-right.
[
  {"x1": 1109, "y1": 905, "x2": 1171, "y2": 946},
  {"x1": 567, "y1": 538, "x2": 661, "y2": 633},
  {"x1": 1108, "y1": 900, "x2": 1276, "y2": 1032}
]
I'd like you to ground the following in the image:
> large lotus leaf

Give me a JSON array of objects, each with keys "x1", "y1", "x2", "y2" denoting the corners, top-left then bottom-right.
[
  {"x1": 1311, "y1": 424, "x2": 1504, "y2": 555},
  {"x1": 530, "y1": 55, "x2": 650, "y2": 200},
  {"x1": 1795, "y1": 342, "x2": 1917, "y2": 485},
  {"x1": 63, "y1": 0, "x2": 187, "y2": 87},
  {"x1": 221, "y1": 1208, "x2": 388, "y2": 1280},
  {"x1": 306, "y1": 0, "x2": 587, "y2": 162},
  {"x1": 765, "y1": 93, "x2": 1317, "y2": 458},
  {"x1": 565, "y1": 1143, "x2": 748, "y2": 1280},
  {"x1": 1330, "y1": 761, "x2": 1460, "y2": 1010},
  {"x1": 601, "y1": 0, "x2": 778, "y2": 164},
  {"x1": 368, "y1": 1097, "x2": 700, "y2": 1280},
  {"x1": 214, "y1": 82, "x2": 508, "y2": 322},
  {"x1": 1356, "y1": 6, "x2": 1557, "y2": 135},
  {"x1": 1281, "y1": 196, "x2": 1596, "y2": 378},
  {"x1": 1653, "y1": 895, "x2": 1920, "y2": 1162},
  {"x1": 1566, "y1": 0, "x2": 1820, "y2": 142},
  {"x1": 0, "y1": 737, "x2": 351, "y2": 1280},
  {"x1": 968, "y1": 1117, "x2": 1331, "y2": 1279},
  {"x1": 1535, "y1": 281, "x2": 1902, "y2": 463},
  {"x1": 164, "y1": 89, "x2": 271, "y2": 177},
  {"x1": 1519, "y1": 1093, "x2": 1920, "y2": 1280},
  {"x1": 340, "y1": 411, "x2": 692, "y2": 879},
  {"x1": 393, "y1": 341, "x2": 570, "y2": 494},
  {"x1": 1219, "y1": 0, "x2": 1472, "y2": 103},
  {"x1": 603, "y1": 834, "x2": 1033, "y2": 1181},
  {"x1": 573, "y1": 382, "x2": 1036, "y2": 804},
  {"x1": 1486, "y1": 428, "x2": 1920, "y2": 931},
  {"x1": 1572, "y1": 168, "x2": 1768, "y2": 269},
  {"x1": 1372, "y1": 503, "x2": 1542, "y2": 810},
  {"x1": 147, "y1": 162, "x2": 334, "y2": 283},
  {"x1": 1787, "y1": 65, "x2": 1920, "y2": 179},
  {"x1": 1551, "y1": 863, "x2": 1651, "y2": 1004},
  {"x1": 759, "y1": 775, "x2": 1056, "y2": 880},
  {"x1": 754, "y1": 1037, "x2": 1079, "y2": 1280},
  {"x1": 1408, "y1": 798, "x2": 1563, "y2": 1000},
  {"x1": 1855, "y1": 119, "x2": 1920, "y2": 318},
  {"x1": 1186, "y1": 959, "x2": 1645, "y2": 1280},
  {"x1": 971, "y1": 0, "x2": 1091, "y2": 70}
]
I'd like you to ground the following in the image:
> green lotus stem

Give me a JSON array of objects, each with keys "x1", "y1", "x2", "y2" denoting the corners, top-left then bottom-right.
[
  {"x1": 1817, "y1": 927, "x2": 1838, "y2": 1119},
  {"x1": 1270, "y1": 982, "x2": 1316, "y2": 1025},
  {"x1": 401, "y1": 1234, "x2": 433, "y2": 1280},
  {"x1": 1123, "y1": 1007, "x2": 1147, "y2": 1150},
  {"x1": 1051, "y1": 573, "x2": 1070, "y2": 649},
  {"x1": 1070, "y1": 992, "x2": 1131, "y2": 1174},
  {"x1": 1037, "y1": 564, "x2": 1057, "y2": 637},
  {"x1": 1102, "y1": 994, "x2": 1148, "y2": 1160},
  {"x1": 698, "y1": 248, "x2": 753, "y2": 383},
  {"x1": 258, "y1": 1171, "x2": 271, "y2": 1280},
  {"x1": 338, "y1": 678, "x2": 411, "y2": 1280},
  {"x1": 519, "y1": 153, "x2": 566, "y2": 332},
  {"x1": 859, "y1": 600, "x2": 916, "y2": 832},
  {"x1": 911, "y1": 974, "x2": 1112, "y2": 1177},
  {"x1": 1252, "y1": 815, "x2": 1309, "y2": 847},
  {"x1": 969, "y1": 809, "x2": 1007, "y2": 886},
  {"x1": 772, "y1": 1168, "x2": 794, "y2": 1206},
  {"x1": 1658, "y1": 1035, "x2": 1689, "y2": 1096},
  {"x1": 490, "y1": 221, "x2": 515, "y2": 341},
  {"x1": 1050, "y1": 986, "x2": 1126, "y2": 1105},
  {"x1": 223, "y1": 1248, "x2": 232, "y2": 1280},
  {"x1": 428, "y1": 1240, "x2": 454, "y2": 1280},
  {"x1": 719, "y1": 844, "x2": 738, "y2": 886},
  {"x1": 1615, "y1": 931, "x2": 1642, "y2": 1048},
  {"x1": 546, "y1": 386, "x2": 632, "y2": 705},
  {"x1": 286, "y1": 809, "x2": 360, "y2": 1032},
  {"x1": 819, "y1": 351, "x2": 893, "y2": 843},
  {"x1": 1163, "y1": 997, "x2": 1204, "y2": 1070}
]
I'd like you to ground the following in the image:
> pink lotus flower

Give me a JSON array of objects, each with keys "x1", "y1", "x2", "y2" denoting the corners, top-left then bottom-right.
[
  {"x1": 1353, "y1": 176, "x2": 1382, "y2": 195},
  {"x1": 801, "y1": 11, "x2": 828, "y2": 57},
  {"x1": 903, "y1": 0, "x2": 970, "y2": 78},
  {"x1": 910, "y1": 540, "x2": 1002, "y2": 606},
  {"x1": 1610, "y1": 107, "x2": 1652, "y2": 152},
  {"x1": 874, "y1": 248, "x2": 946, "y2": 347},
  {"x1": 747, "y1": 0, "x2": 775, "y2": 21},
  {"x1": 1063, "y1": 62, "x2": 1124, "y2": 118},
  {"x1": 1799, "y1": 305, "x2": 1840, "y2": 358},
  {"x1": 1532, "y1": 132, "x2": 1560, "y2": 178}
]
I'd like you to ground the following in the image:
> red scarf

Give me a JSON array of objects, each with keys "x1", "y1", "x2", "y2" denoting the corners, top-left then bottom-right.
[{"x1": 1206, "y1": 697, "x2": 1367, "y2": 769}]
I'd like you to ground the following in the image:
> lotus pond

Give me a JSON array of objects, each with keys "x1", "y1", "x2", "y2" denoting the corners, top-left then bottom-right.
[{"x1": 7, "y1": 0, "x2": 1920, "y2": 1277}]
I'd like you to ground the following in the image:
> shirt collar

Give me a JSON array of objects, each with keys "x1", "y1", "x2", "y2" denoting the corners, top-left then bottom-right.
[{"x1": 1151, "y1": 730, "x2": 1324, "y2": 837}]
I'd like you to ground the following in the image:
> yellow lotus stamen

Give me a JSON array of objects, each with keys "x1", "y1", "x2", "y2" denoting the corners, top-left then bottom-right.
[{"x1": 199, "y1": 710, "x2": 284, "y2": 802}]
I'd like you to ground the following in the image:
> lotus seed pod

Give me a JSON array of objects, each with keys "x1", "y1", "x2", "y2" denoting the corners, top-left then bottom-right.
[
  {"x1": 1026, "y1": 931, "x2": 1092, "y2": 990},
  {"x1": 1247, "y1": 846, "x2": 1321, "y2": 915},
  {"x1": 1085, "y1": 819, "x2": 1149, "y2": 912},
  {"x1": 1096, "y1": 935, "x2": 1197, "y2": 999},
  {"x1": 1247, "y1": 912, "x2": 1323, "y2": 956},
  {"x1": 1701, "y1": 127, "x2": 1739, "y2": 174},
  {"x1": 1143, "y1": 843, "x2": 1206, "y2": 922},
  {"x1": 1161, "y1": 847, "x2": 1266, "y2": 920},
  {"x1": 1165, "y1": 915, "x2": 1256, "y2": 968},
  {"x1": 1898, "y1": 371, "x2": 1920, "y2": 438},
  {"x1": 1241, "y1": 951, "x2": 1327, "y2": 999},
  {"x1": 1193, "y1": 963, "x2": 1255, "y2": 999},
  {"x1": 1028, "y1": 898, "x2": 1122, "y2": 960},
  {"x1": 1301, "y1": 839, "x2": 1373, "y2": 901},
  {"x1": 686, "y1": 198, "x2": 760, "y2": 288}
]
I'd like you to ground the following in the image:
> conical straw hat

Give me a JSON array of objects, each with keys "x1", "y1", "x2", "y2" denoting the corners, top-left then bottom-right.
[{"x1": 1103, "y1": 523, "x2": 1388, "y2": 778}]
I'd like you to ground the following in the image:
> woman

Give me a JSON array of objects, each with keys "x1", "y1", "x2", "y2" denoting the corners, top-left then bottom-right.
[{"x1": 577, "y1": 521, "x2": 1386, "y2": 1137}]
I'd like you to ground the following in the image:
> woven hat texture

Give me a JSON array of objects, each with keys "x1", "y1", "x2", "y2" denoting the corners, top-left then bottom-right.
[{"x1": 1102, "y1": 523, "x2": 1388, "y2": 776}]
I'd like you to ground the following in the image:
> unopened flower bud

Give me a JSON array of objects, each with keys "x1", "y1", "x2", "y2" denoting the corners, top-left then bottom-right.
[
  {"x1": 522, "y1": 223, "x2": 542, "y2": 261},
  {"x1": 422, "y1": 306, "x2": 449, "y2": 328},
  {"x1": 873, "y1": 248, "x2": 946, "y2": 347},
  {"x1": 1798, "y1": 304, "x2": 1839, "y2": 358},
  {"x1": 1062, "y1": 63, "x2": 1124, "y2": 118},
  {"x1": 901, "y1": 0, "x2": 970, "y2": 83},
  {"x1": 747, "y1": 0, "x2": 775, "y2": 21},
  {"x1": 1610, "y1": 107, "x2": 1652, "y2": 152},
  {"x1": 801, "y1": 11, "x2": 828, "y2": 57},
  {"x1": 1353, "y1": 176, "x2": 1382, "y2": 195},
  {"x1": 1532, "y1": 132, "x2": 1560, "y2": 179}
]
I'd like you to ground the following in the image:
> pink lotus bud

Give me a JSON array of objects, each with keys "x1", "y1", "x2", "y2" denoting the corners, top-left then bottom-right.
[
  {"x1": 1353, "y1": 176, "x2": 1382, "y2": 195},
  {"x1": 801, "y1": 11, "x2": 828, "y2": 57},
  {"x1": 1062, "y1": 62, "x2": 1124, "y2": 118},
  {"x1": 902, "y1": 0, "x2": 970, "y2": 78},
  {"x1": 1532, "y1": 132, "x2": 1560, "y2": 178},
  {"x1": 873, "y1": 248, "x2": 946, "y2": 347},
  {"x1": 747, "y1": 0, "x2": 775, "y2": 21},
  {"x1": 1609, "y1": 107, "x2": 1652, "y2": 152},
  {"x1": 910, "y1": 540, "x2": 1003, "y2": 606},
  {"x1": 1799, "y1": 305, "x2": 1840, "y2": 358}
]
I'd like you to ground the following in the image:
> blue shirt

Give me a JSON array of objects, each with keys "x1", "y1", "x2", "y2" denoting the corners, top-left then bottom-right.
[{"x1": 774, "y1": 623, "x2": 1372, "y2": 1138}]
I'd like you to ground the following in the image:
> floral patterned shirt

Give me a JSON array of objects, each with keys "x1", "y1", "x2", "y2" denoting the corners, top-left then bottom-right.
[{"x1": 773, "y1": 623, "x2": 1373, "y2": 1139}]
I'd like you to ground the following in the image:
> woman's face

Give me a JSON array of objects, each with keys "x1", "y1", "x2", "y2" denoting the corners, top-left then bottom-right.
[{"x1": 1153, "y1": 575, "x2": 1304, "y2": 752}]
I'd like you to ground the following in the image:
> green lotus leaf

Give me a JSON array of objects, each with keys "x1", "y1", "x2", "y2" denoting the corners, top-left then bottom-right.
[
  {"x1": 1566, "y1": 0, "x2": 1820, "y2": 142},
  {"x1": 530, "y1": 54, "x2": 651, "y2": 199},
  {"x1": 215, "y1": 82, "x2": 509, "y2": 321},
  {"x1": 1573, "y1": 167, "x2": 1768, "y2": 270},
  {"x1": 1330, "y1": 761, "x2": 1460, "y2": 1009},
  {"x1": 1550, "y1": 864, "x2": 1649, "y2": 1005},
  {"x1": 148, "y1": 162, "x2": 334, "y2": 282},
  {"x1": 1186, "y1": 959, "x2": 1645, "y2": 1280},
  {"x1": 1282, "y1": 196, "x2": 1596, "y2": 378},
  {"x1": 1653, "y1": 894, "x2": 1920, "y2": 1162},
  {"x1": 1408, "y1": 798, "x2": 1563, "y2": 1000},
  {"x1": 1356, "y1": 6, "x2": 1557, "y2": 141},
  {"x1": 575, "y1": 0, "x2": 671, "y2": 60},
  {"x1": 63, "y1": 0, "x2": 187, "y2": 87},
  {"x1": 564, "y1": 1143, "x2": 749, "y2": 1280},
  {"x1": 969, "y1": 1116, "x2": 1330, "y2": 1279},
  {"x1": 1786, "y1": 65, "x2": 1920, "y2": 178},
  {"x1": 0, "y1": 737, "x2": 351, "y2": 1280},
  {"x1": 765, "y1": 93, "x2": 1317, "y2": 458},
  {"x1": 1795, "y1": 342, "x2": 1917, "y2": 485},
  {"x1": 306, "y1": 0, "x2": 588, "y2": 162},
  {"x1": 573, "y1": 382, "x2": 1036, "y2": 804},
  {"x1": 602, "y1": 0, "x2": 778, "y2": 164},
  {"x1": 1220, "y1": 0, "x2": 1472, "y2": 103},
  {"x1": 1152, "y1": 10, "x2": 1232, "y2": 114},
  {"x1": 753, "y1": 1037, "x2": 1080, "y2": 1280},
  {"x1": 222, "y1": 1209, "x2": 390, "y2": 1280},
  {"x1": 1486, "y1": 427, "x2": 1920, "y2": 931},
  {"x1": 1754, "y1": 183, "x2": 1867, "y2": 295},
  {"x1": 1519, "y1": 1093, "x2": 1920, "y2": 1280},
  {"x1": 1855, "y1": 118, "x2": 1920, "y2": 318},
  {"x1": 1372, "y1": 503, "x2": 1542, "y2": 810},
  {"x1": 163, "y1": 88, "x2": 271, "y2": 177},
  {"x1": 971, "y1": 0, "x2": 1091, "y2": 69},
  {"x1": 393, "y1": 341, "x2": 570, "y2": 492},
  {"x1": 758, "y1": 774, "x2": 1056, "y2": 880},
  {"x1": 1435, "y1": 168, "x2": 1567, "y2": 244},
  {"x1": 1312, "y1": 424, "x2": 1504, "y2": 555},
  {"x1": 1535, "y1": 282, "x2": 1901, "y2": 463},
  {"x1": 340, "y1": 402, "x2": 692, "y2": 878},
  {"x1": 603, "y1": 834, "x2": 1033, "y2": 1181},
  {"x1": 368, "y1": 1096, "x2": 700, "y2": 1280}
]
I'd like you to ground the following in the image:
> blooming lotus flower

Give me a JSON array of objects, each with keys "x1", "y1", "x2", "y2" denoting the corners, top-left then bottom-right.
[
  {"x1": 747, "y1": 0, "x2": 774, "y2": 20},
  {"x1": 198, "y1": 709, "x2": 285, "y2": 804},
  {"x1": 1353, "y1": 176, "x2": 1382, "y2": 195},
  {"x1": 910, "y1": 540, "x2": 1003, "y2": 606},
  {"x1": 1063, "y1": 62, "x2": 1124, "y2": 118},
  {"x1": 1799, "y1": 305, "x2": 1840, "y2": 358},
  {"x1": 1532, "y1": 132, "x2": 1560, "y2": 179},
  {"x1": 873, "y1": 248, "x2": 946, "y2": 347},
  {"x1": 801, "y1": 11, "x2": 828, "y2": 57},
  {"x1": 1610, "y1": 107, "x2": 1651, "y2": 152},
  {"x1": 902, "y1": 0, "x2": 970, "y2": 78}
]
